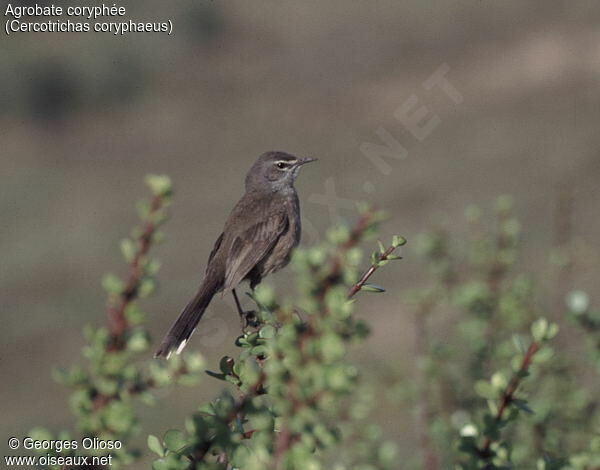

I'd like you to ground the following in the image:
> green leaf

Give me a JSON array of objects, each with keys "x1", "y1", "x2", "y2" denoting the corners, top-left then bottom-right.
[
  {"x1": 566, "y1": 290, "x2": 590, "y2": 314},
  {"x1": 254, "y1": 284, "x2": 276, "y2": 307},
  {"x1": 307, "y1": 247, "x2": 327, "y2": 266},
  {"x1": 546, "y1": 322, "x2": 559, "y2": 340},
  {"x1": 238, "y1": 360, "x2": 260, "y2": 385},
  {"x1": 531, "y1": 318, "x2": 548, "y2": 343},
  {"x1": 356, "y1": 201, "x2": 371, "y2": 214},
  {"x1": 138, "y1": 278, "x2": 156, "y2": 298},
  {"x1": 532, "y1": 346, "x2": 554, "y2": 363},
  {"x1": 326, "y1": 287, "x2": 353, "y2": 318},
  {"x1": 512, "y1": 334, "x2": 527, "y2": 354},
  {"x1": 148, "y1": 435, "x2": 164, "y2": 457},
  {"x1": 460, "y1": 424, "x2": 478, "y2": 437},
  {"x1": 145, "y1": 174, "x2": 173, "y2": 197},
  {"x1": 184, "y1": 352, "x2": 205, "y2": 372},
  {"x1": 512, "y1": 398, "x2": 535, "y2": 415},
  {"x1": 124, "y1": 303, "x2": 146, "y2": 325},
  {"x1": 136, "y1": 200, "x2": 151, "y2": 220},
  {"x1": 105, "y1": 402, "x2": 135, "y2": 433},
  {"x1": 205, "y1": 370, "x2": 227, "y2": 381},
  {"x1": 360, "y1": 284, "x2": 386, "y2": 293},
  {"x1": 326, "y1": 225, "x2": 350, "y2": 244},
  {"x1": 482, "y1": 414, "x2": 501, "y2": 439},
  {"x1": 251, "y1": 345, "x2": 268, "y2": 357},
  {"x1": 378, "y1": 441, "x2": 398, "y2": 465},
  {"x1": 145, "y1": 258, "x2": 161, "y2": 275},
  {"x1": 495, "y1": 194, "x2": 514, "y2": 213},
  {"x1": 219, "y1": 356, "x2": 235, "y2": 374},
  {"x1": 152, "y1": 460, "x2": 169, "y2": 470},
  {"x1": 127, "y1": 329, "x2": 151, "y2": 352},
  {"x1": 120, "y1": 238, "x2": 136, "y2": 262},
  {"x1": 392, "y1": 235, "x2": 407, "y2": 247},
  {"x1": 102, "y1": 273, "x2": 124, "y2": 295},
  {"x1": 491, "y1": 372, "x2": 508, "y2": 391},
  {"x1": 321, "y1": 333, "x2": 345, "y2": 362},
  {"x1": 475, "y1": 380, "x2": 498, "y2": 400},
  {"x1": 28, "y1": 427, "x2": 54, "y2": 443},
  {"x1": 163, "y1": 429, "x2": 187, "y2": 453},
  {"x1": 346, "y1": 247, "x2": 363, "y2": 266},
  {"x1": 259, "y1": 325, "x2": 276, "y2": 339}
]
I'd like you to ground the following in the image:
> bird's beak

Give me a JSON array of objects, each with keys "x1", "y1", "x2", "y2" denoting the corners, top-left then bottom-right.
[{"x1": 298, "y1": 157, "x2": 318, "y2": 165}]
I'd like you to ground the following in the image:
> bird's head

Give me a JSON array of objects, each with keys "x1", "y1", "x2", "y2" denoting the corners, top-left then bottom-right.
[{"x1": 245, "y1": 151, "x2": 317, "y2": 193}]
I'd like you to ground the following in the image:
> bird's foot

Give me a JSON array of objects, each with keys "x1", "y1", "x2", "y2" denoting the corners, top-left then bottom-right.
[{"x1": 240, "y1": 310, "x2": 260, "y2": 331}]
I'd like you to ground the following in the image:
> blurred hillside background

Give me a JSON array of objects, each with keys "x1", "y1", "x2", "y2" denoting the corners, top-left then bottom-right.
[{"x1": 1, "y1": 0, "x2": 599, "y2": 467}]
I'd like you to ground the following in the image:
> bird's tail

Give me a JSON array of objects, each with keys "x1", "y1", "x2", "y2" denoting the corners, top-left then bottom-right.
[{"x1": 155, "y1": 278, "x2": 218, "y2": 359}]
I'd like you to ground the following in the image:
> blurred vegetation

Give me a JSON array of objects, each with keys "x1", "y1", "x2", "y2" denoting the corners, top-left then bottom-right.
[
  {"x1": 27, "y1": 182, "x2": 598, "y2": 469},
  {"x1": 388, "y1": 196, "x2": 599, "y2": 470},
  {"x1": 29, "y1": 176, "x2": 206, "y2": 468}
]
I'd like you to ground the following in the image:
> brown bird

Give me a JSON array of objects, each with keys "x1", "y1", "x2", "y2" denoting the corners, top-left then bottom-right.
[{"x1": 155, "y1": 151, "x2": 316, "y2": 358}]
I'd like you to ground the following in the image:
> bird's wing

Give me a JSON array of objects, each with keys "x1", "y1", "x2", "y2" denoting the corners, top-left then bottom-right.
[
  {"x1": 223, "y1": 211, "x2": 289, "y2": 291},
  {"x1": 206, "y1": 232, "x2": 224, "y2": 273}
]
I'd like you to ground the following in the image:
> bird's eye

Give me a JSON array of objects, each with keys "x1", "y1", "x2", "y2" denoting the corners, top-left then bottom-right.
[{"x1": 276, "y1": 162, "x2": 287, "y2": 169}]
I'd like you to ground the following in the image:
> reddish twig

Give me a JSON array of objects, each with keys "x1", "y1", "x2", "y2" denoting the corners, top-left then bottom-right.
[
  {"x1": 273, "y1": 427, "x2": 293, "y2": 470},
  {"x1": 315, "y1": 212, "x2": 374, "y2": 298},
  {"x1": 90, "y1": 192, "x2": 167, "y2": 412},
  {"x1": 108, "y1": 194, "x2": 163, "y2": 349},
  {"x1": 478, "y1": 342, "x2": 541, "y2": 458},
  {"x1": 348, "y1": 243, "x2": 399, "y2": 298}
]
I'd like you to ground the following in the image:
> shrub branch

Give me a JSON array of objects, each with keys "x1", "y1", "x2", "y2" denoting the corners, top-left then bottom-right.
[
  {"x1": 478, "y1": 341, "x2": 541, "y2": 459},
  {"x1": 108, "y1": 193, "x2": 165, "y2": 349},
  {"x1": 172, "y1": 210, "x2": 405, "y2": 468}
]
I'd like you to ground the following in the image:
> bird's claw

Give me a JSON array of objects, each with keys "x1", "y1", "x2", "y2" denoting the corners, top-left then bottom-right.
[{"x1": 240, "y1": 310, "x2": 259, "y2": 331}]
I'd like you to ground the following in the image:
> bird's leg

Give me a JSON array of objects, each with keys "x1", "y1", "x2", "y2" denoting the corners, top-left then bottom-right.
[
  {"x1": 232, "y1": 288, "x2": 246, "y2": 329},
  {"x1": 232, "y1": 288, "x2": 259, "y2": 331}
]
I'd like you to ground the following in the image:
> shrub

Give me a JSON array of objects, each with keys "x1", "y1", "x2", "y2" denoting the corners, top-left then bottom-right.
[{"x1": 27, "y1": 181, "x2": 598, "y2": 470}]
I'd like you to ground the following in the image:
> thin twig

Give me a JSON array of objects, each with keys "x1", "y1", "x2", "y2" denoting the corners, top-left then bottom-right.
[
  {"x1": 478, "y1": 342, "x2": 541, "y2": 459},
  {"x1": 108, "y1": 194, "x2": 163, "y2": 349},
  {"x1": 273, "y1": 426, "x2": 293, "y2": 470},
  {"x1": 91, "y1": 193, "x2": 166, "y2": 412},
  {"x1": 348, "y1": 243, "x2": 399, "y2": 298}
]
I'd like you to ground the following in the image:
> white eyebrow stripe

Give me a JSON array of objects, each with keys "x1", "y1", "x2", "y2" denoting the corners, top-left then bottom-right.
[{"x1": 276, "y1": 160, "x2": 296, "y2": 166}]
